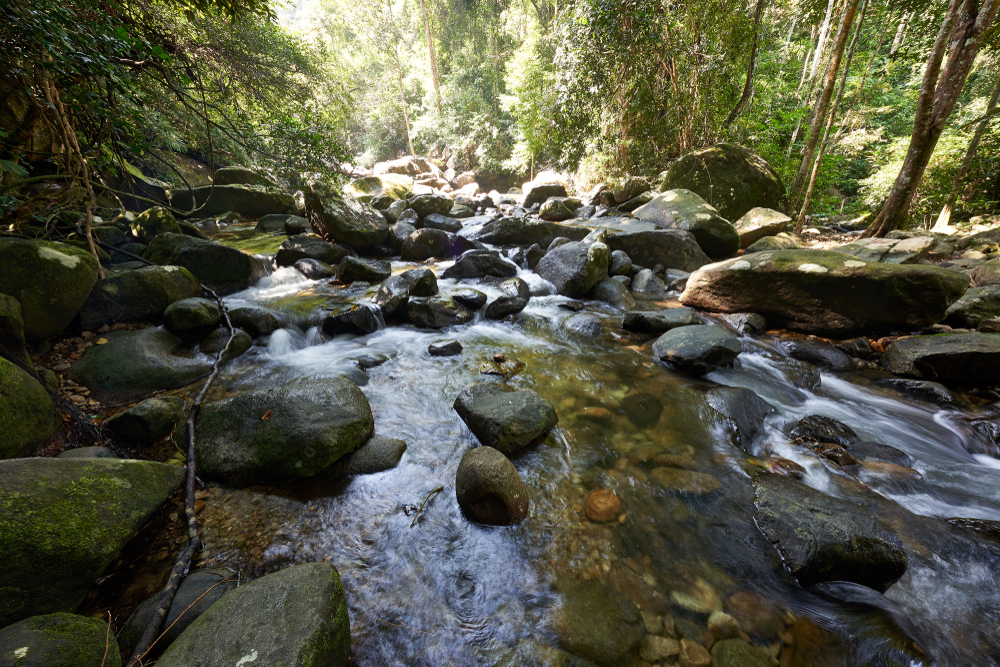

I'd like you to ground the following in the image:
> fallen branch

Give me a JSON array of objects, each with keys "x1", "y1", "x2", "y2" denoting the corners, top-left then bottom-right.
[{"x1": 410, "y1": 486, "x2": 444, "y2": 528}]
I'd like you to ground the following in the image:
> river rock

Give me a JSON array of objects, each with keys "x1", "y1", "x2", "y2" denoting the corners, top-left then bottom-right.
[
  {"x1": 539, "y1": 197, "x2": 578, "y2": 221},
  {"x1": 945, "y1": 285, "x2": 1000, "y2": 328},
  {"x1": 0, "y1": 613, "x2": 122, "y2": 667},
  {"x1": 229, "y1": 306, "x2": 281, "y2": 337},
  {"x1": 428, "y1": 340, "x2": 463, "y2": 357},
  {"x1": 564, "y1": 313, "x2": 604, "y2": 337},
  {"x1": 0, "y1": 357, "x2": 61, "y2": 459},
  {"x1": 213, "y1": 166, "x2": 275, "y2": 187},
  {"x1": 787, "y1": 415, "x2": 858, "y2": 446},
  {"x1": 745, "y1": 232, "x2": 801, "y2": 254},
  {"x1": 401, "y1": 227, "x2": 454, "y2": 260},
  {"x1": 442, "y1": 250, "x2": 518, "y2": 279},
  {"x1": 734, "y1": 208, "x2": 790, "y2": 249},
  {"x1": 629, "y1": 268, "x2": 668, "y2": 298},
  {"x1": 255, "y1": 213, "x2": 303, "y2": 232},
  {"x1": 276, "y1": 235, "x2": 356, "y2": 267},
  {"x1": 450, "y1": 288, "x2": 488, "y2": 310},
  {"x1": 454, "y1": 383, "x2": 558, "y2": 454},
  {"x1": 719, "y1": 312, "x2": 767, "y2": 336},
  {"x1": 753, "y1": 473, "x2": 907, "y2": 592},
  {"x1": 710, "y1": 639, "x2": 770, "y2": 667},
  {"x1": 408, "y1": 295, "x2": 474, "y2": 328},
  {"x1": 680, "y1": 250, "x2": 970, "y2": 335},
  {"x1": 535, "y1": 241, "x2": 610, "y2": 297},
  {"x1": 422, "y1": 213, "x2": 463, "y2": 233},
  {"x1": 882, "y1": 332, "x2": 1000, "y2": 384},
  {"x1": 0, "y1": 458, "x2": 183, "y2": 626},
  {"x1": 485, "y1": 277, "x2": 530, "y2": 319},
  {"x1": 609, "y1": 250, "x2": 632, "y2": 276},
  {"x1": 163, "y1": 297, "x2": 221, "y2": 335},
  {"x1": 195, "y1": 376, "x2": 373, "y2": 486},
  {"x1": 372, "y1": 275, "x2": 411, "y2": 317},
  {"x1": 168, "y1": 185, "x2": 294, "y2": 218},
  {"x1": 407, "y1": 193, "x2": 453, "y2": 218},
  {"x1": 387, "y1": 221, "x2": 417, "y2": 252},
  {"x1": 199, "y1": 326, "x2": 252, "y2": 361},
  {"x1": 652, "y1": 325, "x2": 741, "y2": 375},
  {"x1": 0, "y1": 294, "x2": 29, "y2": 366},
  {"x1": 605, "y1": 230, "x2": 711, "y2": 273},
  {"x1": 323, "y1": 304, "x2": 382, "y2": 336},
  {"x1": 659, "y1": 144, "x2": 785, "y2": 221},
  {"x1": 623, "y1": 307, "x2": 700, "y2": 334},
  {"x1": 589, "y1": 277, "x2": 636, "y2": 311},
  {"x1": 584, "y1": 489, "x2": 623, "y2": 522},
  {"x1": 776, "y1": 337, "x2": 853, "y2": 371},
  {"x1": 106, "y1": 396, "x2": 185, "y2": 444},
  {"x1": 455, "y1": 446, "x2": 529, "y2": 526},
  {"x1": 0, "y1": 239, "x2": 99, "y2": 338},
  {"x1": 346, "y1": 436, "x2": 407, "y2": 474},
  {"x1": 130, "y1": 206, "x2": 181, "y2": 244},
  {"x1": 971, "y1": 259, "x2": 1000, "y2": 286},
  {"x1": 472, "y1": 217, "x2": 589, "y2": 247},
  {"x1": 144, "y1": 233, "x2": 269, "y2": 295},
  {"x1": 337, "y1": 257, "x2": 391, "y2": 284},
  {"x1": 78, "y1": 265, "x2": 203, "y2": 330},
  {"x1": 553, "y1": 581, "x2": 644, "y2": 667},
  {"x1": 634, "y1": 189, "x2": 741, "y2": 259},
  {"x1": 305, "y1": 179, "x2": 388, "y2": 249},
  {"x1": 285, "y1": 216, "x2": 309, "y2": 235},
  {"x1": 705, "y1": 386, "x2": 775, "y2": 454},
  {"x1": 400, "y1": 268, "x2": 437, "y2": 295},
  {"x1": 156, "y1": 563, "x2": 350, "y2": 667},
  {"x1": 69, "y1": 327, "x2": 214, "y2": 403},
  {"x1": 523, "y1": 181, "x2": 567, "y2": 207},
  {"x1": 852, "y1": 441, "x2": 911, "y2": 468},
  {"x1": 295, "y1": 258, "x2": 335, "y2": 279},
  {"x1": 56, "y1": 445, "x2": 115, "y2": 459},
  {"x1": 119, "y1": 569, "x2": 237, "y2": 660}
]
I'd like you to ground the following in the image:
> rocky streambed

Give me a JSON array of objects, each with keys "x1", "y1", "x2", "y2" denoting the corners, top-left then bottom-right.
[{"x1": 3, "y1": 156, "x2": 1000, "y2": 667}]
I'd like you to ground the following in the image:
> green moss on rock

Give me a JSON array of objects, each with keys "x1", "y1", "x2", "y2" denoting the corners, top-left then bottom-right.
[
  {"x1": 0, "y1": 357, "x2": 60, "y2": 460},
  {"x1": 0, "y1": 612, "x2": 122, "y2": 667},
  {"x1": 77, "y1": 265, "x2": 202, "y2": 330}
]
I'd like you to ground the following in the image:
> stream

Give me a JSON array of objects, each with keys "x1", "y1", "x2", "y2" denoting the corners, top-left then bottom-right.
[{"x1": 187, "y1": 224, "x2": 1000, "y2": 667}]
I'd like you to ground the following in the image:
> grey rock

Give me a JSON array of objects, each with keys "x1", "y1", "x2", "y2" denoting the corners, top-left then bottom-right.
[
  {"x1": 346, "y1": 437, "x2": 407, "y2": 474},
  {"x1": 605, "y1": 229, "x2": 711, "y2": 273},
  {"x1": 295, "y1": 258, "x2": 336, "y2": 279},
  {"x1": 589, "y1": 277, "x2": 636, "y2": 311},
  {"x1": 106, "y1": 396, "x2": 185, "y2": 443},
  {"x1": 144, "y1": 233, "x2": 269, "y2": 295},
  {"x1": 450, "y1": 288, "x2": 488, "y2": 310},
  {"x1": 651, "y1": 324, "x2": 742, "y2": 375},
  {"x1": 323, "y1": 304, "x2": 383, "y2": 335},
  {"x1": 535, "y1": 241, "x2": 610, "y2": 298},
  {"x1": 623, "y1": 307, "x2": 700, "y2": 334},
  {"x1": 634, "y1": 189, "x2": 740, "y2": 259},
  {"x1": 455, "y1": 446, "x2": 529, "y2": 526},
  {"x1": 609, "y1": 250, "x2": 632, "y2": 276},
  {"x1": 276, "y1": 235, "x2": 356, "y2": 267},
  {"x1": 564, "y1": 313, "x2": 604, "y2": 337},
  {"x1": 454, "y1": 383, "x2": 558, "y2": 454},
  {"x1": 734, "y1": 208, "x2": 791, "y2": 249},
  {"x1": 78, "y1": 265, "x2": 203, "y2": 331},
  {"x1": 337, "y1": 256, "x2": 391, "y2": 284},
  {"x1": 422, "y1": 213, "x2": 463, "y2": 233},
  {"x1": 428, "y1": 340, "x2": 463, "y2": 357},
  {"x1": 553, "y1": 581, "x2": 643, "y2": 667},
  {"x1": 408, "y1": 296, "x2": 474, "y2": 328},
  {"x1": 443, "y1": 250, "x2": 518, "y2": 279},
  {"x1": 0, "y1": 613, "x2": 122, "y2": 667},
  {"x1": 305, "y1": 179, "x2": 388, "y2": 249},
  {"x1": 485, "y1": 277, "x2": 530, "y2": 319},
  {"x1": 163, "y1": 297, "x2": 221, "y2": 335},
  {"x1": 882, "y1": 332, "x2": 1000, "y2": 385}
]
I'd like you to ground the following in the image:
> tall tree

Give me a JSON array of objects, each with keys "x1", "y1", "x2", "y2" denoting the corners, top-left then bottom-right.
[
  {"x1": 724, "y1": 0, "x2": 768, "y2": 127},
  {"x1": 418, "y1": 0, "x2": 443, "y2": 110},
  {"x1": 865, "y1": 0, "x2": 1000, "y2": 237},
  {"x1": 933, "y1": 64, "x2": 1000, "y2": 229}
]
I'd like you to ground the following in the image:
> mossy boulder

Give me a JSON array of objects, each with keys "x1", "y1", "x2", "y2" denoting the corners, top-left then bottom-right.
[
  {"x1": 604, "y1": 229, "x2": 711, "y2": 273},
  {"x1": 539, "y1": 197, "x2": 579, "y2": 222},
  {"x1": 77, "y1": 265, "x2": 202, "y2": 330},
  {"x1": 163, "y1": 297, "x2": 221, "y2": 335},
  {"x1": 129, "y1": 206, "x2": 182, "y2": 244},
  {"x1": 680, "y1": 250, "x2": 970, "y2": 336},
  {"x1": 345, "y1": 174, "x2": 414, "y2": 202},
  {"x1": 304, "y1": 179, "x2": 388, "y2": 249},
  {"x1": 0, "y1": 239, "x2": 99, "y2": 339},
  {"x1": 195, "y1": 377, "x2": 374, "y2": 486},
  {"x1": 213, "y1": 166, "x2": 275, "y2": 187},
  {"x1": 881, "y1": 332, "x2": 1000, "y2": 385},
  {"x1": 167, "y1": 185, "x2": 293, "y2": 218},
  {"x1": 156, "y1": 563, "x2": 350, "y2": 667},
  {"x1": 944, "y1": 285, "x2": 1000, "y2": 328},
  {"x1": 68, "y1": 327, "x2": 214, "y2": 404},
  {"x1": 256, "y1": 213, "x2": 305, "y2": 232},
  {"x1": 0, "y1": 613, "x2": 122, "y2": 667},
  {"x1": 453, "y1": 383, "x2": 558, "y2": 454},
  {"x1": 143, "y1": 233, "x2": 269, "y2": 295},
  {"x1": 407, "y1": 295, "x2": 474, "y2": 328},
  {"x1": 535, "y1": 241, "x2": 610, "y2": 298},
  {"x1": 119, "y1": 569, "x2": 237, "y2": 660},
  {"x1": 0, "y1": 458, "x2": 183, "y2": 627},
  {"x1": 0, "y1": 357, "x2": 61, "y2": 459},
  {"x1": 753, "y1": 473, "x2": 907, "y2": 593},
  {"x1": 552, "y1": 581, "x2": 644, "y2": 667},
  {"x1": 659, "y1": 143, "x2": 785, "y2": 221},
  {"x1": 275, "y1": 235, "x2": 357, "y2": 268},
  {"x1": 105, "y1": 396, "x2": 186, "y2": 443},
  {"x1": 0, "y1": 293, "x2": 30, "y2": 366},
  {"x1": 634, "y1": 189, "x2": 740, "y2": 259}
]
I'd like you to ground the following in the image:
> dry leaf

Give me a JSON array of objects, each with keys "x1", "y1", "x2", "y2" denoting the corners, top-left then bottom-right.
[{"x1": 262, "y1": 409, "x2": 273, "y2": 421}]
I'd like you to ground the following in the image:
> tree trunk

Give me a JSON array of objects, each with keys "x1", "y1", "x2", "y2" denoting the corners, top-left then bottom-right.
[
  {"x1": 418, "y1": 0, "x2": 442, "y2": 110},
  {"x1": 787, "y1": 0, "x2": 862, "y2": 218},
  {"x1": 810, "y1": 0, "x2": 837, "y2": 79},
  {"x1": 393, "y1": 46, "x2": 415, "y2": 156},
  {"x1": 890, "y1": 11, "x2": 910, "y2": 55},
  {"x1": 794, "y1": 0, "x2": 869, "y2": 232},
  {"x1": 831, "y1": 10, "x2": 891, "y2": 145},
  {"x1": 934, "y1": 65, "x2": 1000, "y2": 229},
  {"x1": 865, "y1": 0, "x2": 1000, "y2": 237},
  {"x1": 724, "y1": 0, "x2": 767, "y2": 127},
  {"x1": 797, "y1": 24, "x2": 818, "y2": 92}
]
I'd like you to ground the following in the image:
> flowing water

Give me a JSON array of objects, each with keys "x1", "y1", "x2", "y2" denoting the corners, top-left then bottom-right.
[{"x1": 190, "y1": 227, "x2": 1000, "y2": 667}]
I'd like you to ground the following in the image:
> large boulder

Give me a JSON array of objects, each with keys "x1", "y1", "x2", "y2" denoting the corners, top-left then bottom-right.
[
  {"x1": 523, "y1": 181, "x2": 568, "y2": 207},
  {"x1": 304, "y1": 179, "x2": 388, "y2": 249},
  {"x1": 552, "y1": 581, "x2": 644, "y2": 667},
  {"x1": 0, "y1": 357, "x2": 61, "y2": 459},
  {"x1": 156, "y1": 563, "x2": 350, "y2": 667},
  {"x1": 484, "y1": 277, "x2": 531, "y2": 319},
  {"x1": 406, "y1": 193, "x2": 453, "y2": 218},
  {"x1": 337, "y1": 256, "x2": 391, "y2": 284},
  {"x1": 144, "y1": 233, "x2": 269, "y2": 295},
  {"x1": 345, "y1": 174, "x2": 414, "y2": 202},
  {"x1": 119, "y1": 569, "x2": 237, "y2": 660},
  {"x1": 275, "y1": 235, "x2": 356, "y2": 267},
  {"x1": 130, "y1": 206, "x2": 182, "y2": 243},
  {"x1": 400, "y1": 228, "x2": 453, "y2": 261},
  {"x1": 195, "y1": 377, "x2": 373, "y2": 486},
  {"x1": 604, "y1": 230, "x2": 711, "y2": 273},
  {"x1": 407, "y1": 295, "x2": 474, "y2": 328},
  {"x1": 634, "y1": 189, "x2": 741, "y2": 259},
  {"x1": 77, "y1": 265, "x2": 202, "y2": 330},
  {"x1": 0, "y1": 613, "x2": 122, "y2": 667},
  {"x1": 0, "y1": 458, "x2": 183, "y2": 626},
  {"x1": 256, "y1": 213, "x2": 306, "y2": 232},
  {"x1": 651, "y1": 324, "x2": 742, "y2": 375},
  {"x1": 680, "y1": 250, "x2": 970, "y2": 336},
  {"x1": 455, "y1": 446, "x2": 529, "y2": 526},
  {"x1": 535, "y1": 241, "x2": 610, "y2": 298},
  {"x1": 881, "y1": 332, "x2": 1000, "y2": 385},
  {"x1": 454, "y1": 383, "x2": 558, "y2": 454},
  {"x1": 168, "y1": 185, "x2": 293, "y2": 218},
  {"x1": 944, "y1": 285, "x2": 1000, "y2": 328},
  {"x1": 442, "y1": 250, "x2": 518, "y2": 280},
  {"x1": 622, "y1": 307, "x2": 700, "y2": 334},
  {"x1": 68, "y1": 327, "x2": 214, "y2": 404},
  {"x1": 734, "y1": 208, "x2": 791, "y2": 249},
  {"x1": 539, "y1": 197, "x2": 579, "y2": 221},
  {"x1": 0, "y1": 239, "x2": 99, "y2": 339},
  {"x1": 471, "y1": 217, "x2": 589, "y2": 248},
  {"x1": 374, "y1": 155, "x2": 440, "y2": 177},
  {"x1": 971, "y1": 259, "x2": 1000, "y2": 286},
  {"x1": 0, "y1": 293, "x2": 29, "y2": 366},
  {"x1": 753, "y1": 474, "x2": 907, "y2": 593},
  {"x1": 105, "y1": 396, "x2": 186, "y2": 444},
  {"x1": 213, "y1": 166, "x2": 275, "y2": 187},
  {"x1": 659, "y1": 144, "x2": 785, "y2": 221}
]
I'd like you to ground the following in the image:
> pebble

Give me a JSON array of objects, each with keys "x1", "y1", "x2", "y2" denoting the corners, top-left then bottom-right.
[
  {"x1": 579, "y1": 406, "x2": 613, "y2": 421},
  {"x1": 640, "y1": 635, "x2": 679, "y2": 662},
  {"x1": 678, "y1": 638, "x2": 711, "y2": 667}
]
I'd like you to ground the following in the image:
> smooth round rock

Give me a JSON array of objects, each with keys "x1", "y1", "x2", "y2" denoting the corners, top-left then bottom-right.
[
  {"x1": 455, "y1": 446, "x2": 529, "y2": 526},
  {"x1": 651, "y1": 324, "x2": 742, "y2": 375},
  {"x1": 453, "y1": 383, "x2": 558, "y2": 454},
  {"x1": 429, "y1": 340, "x2": 463, "y2": 357},
  {"x1": 584, "y1": 489, "x2": 622, "y2": 522},
  {"x1": 346, "y1": 437, "x2": 407, "y2": 475},
  {"x1": 163, "y1": 297, "x2": 221, "y2": 335}
]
